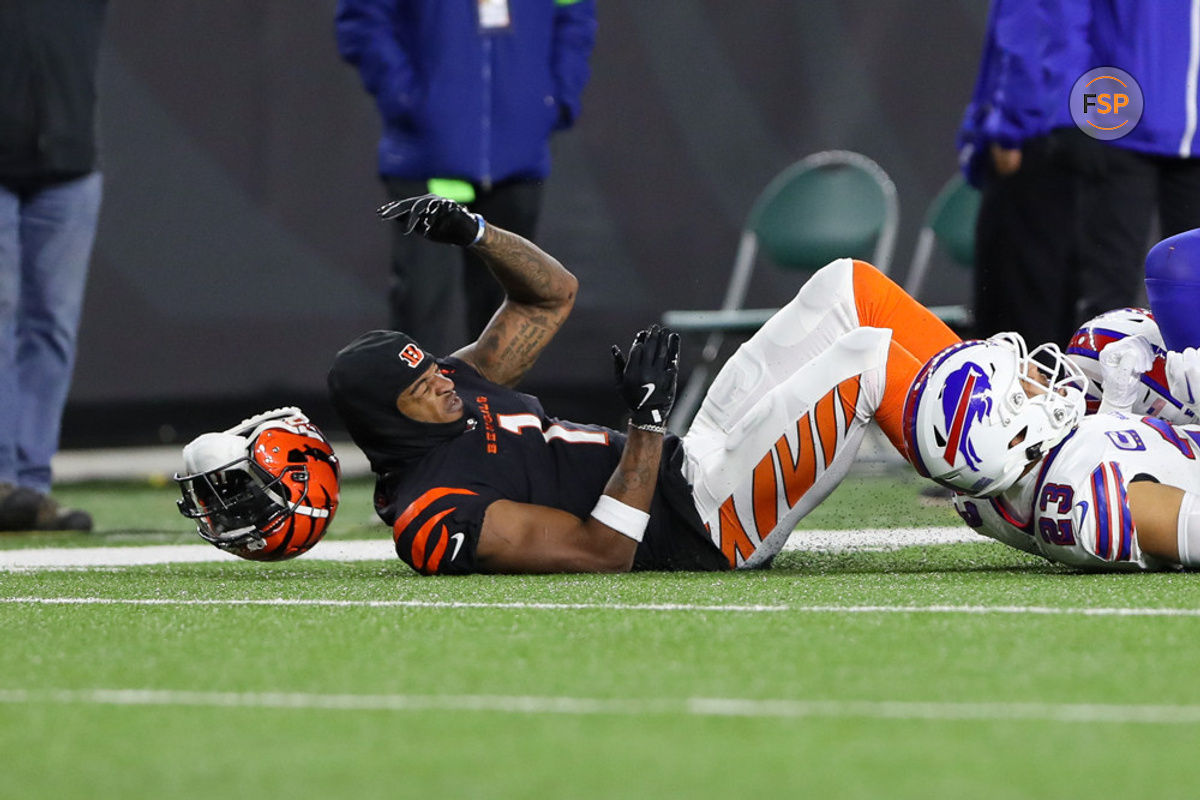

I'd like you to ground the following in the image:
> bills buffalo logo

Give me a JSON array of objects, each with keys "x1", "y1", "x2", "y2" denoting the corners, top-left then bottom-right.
[{"x1": 940, "y1": 362, "x2": 992, "y2": 471}]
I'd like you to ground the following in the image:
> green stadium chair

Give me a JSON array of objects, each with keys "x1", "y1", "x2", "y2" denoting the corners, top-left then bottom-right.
[
  {"x1": 902, "y1": 174, "x2": 981, "y2": 329},
  {"x1": 662, "y1": 150, "x2": 898, "y2": 432}
]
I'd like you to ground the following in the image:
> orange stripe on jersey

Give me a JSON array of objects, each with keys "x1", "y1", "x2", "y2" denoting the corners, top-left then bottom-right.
[
  {"x1": 717, "y1": 495, "x2": 757, "y2": 567},
  {"x1": 778, "y1": 413, "x2": 817, "y2": 507},
  {"x1": 751, "y1": 450, "x2": 778, "y2": 539},
  {"x1": 850, "y1": 260, "x2": 959, "y2": 361},
  {"x1": 814, "y1": 390, "x2": 840, "y2": 469},
  {"x1": 393, "y1": 486, "x2": 478, "y2": 543},
  {"x1": 409, "y1": 507, "x2": 454, "y2": 571},
  {"x1": 425, "y1": 524, "x2": 451, "y2": 573}
]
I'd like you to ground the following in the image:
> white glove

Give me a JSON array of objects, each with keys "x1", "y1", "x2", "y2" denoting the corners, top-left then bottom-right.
[
  {"x1": 223, "y1": 406, "x2": 306, "y2": 437},
  {"x1": 1167, "y1": 347, "x2": 1200, "y2": 412},
  {"x1": 1098, "y1": 335, "x2": 1154, "y2": 413}
]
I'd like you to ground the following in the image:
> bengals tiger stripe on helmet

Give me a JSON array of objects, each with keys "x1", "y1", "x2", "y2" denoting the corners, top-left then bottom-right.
[{"x1": 174, "y1": 407, "x2": 340, "y2": 561}]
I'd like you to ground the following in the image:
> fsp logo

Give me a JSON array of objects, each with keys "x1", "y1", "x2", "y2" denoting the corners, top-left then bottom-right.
[
  {"x1": 1070, "y1": 67, "x2": 1143, "y2": 141},
  {"x1": 1083, "y1": 91, "x2": 1127, "y2": 116},
  {"x1": 398, "y1": 343, "x2": 424, "y2": 368}
]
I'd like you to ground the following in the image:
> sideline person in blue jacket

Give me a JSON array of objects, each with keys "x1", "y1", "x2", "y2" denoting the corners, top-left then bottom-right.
[
  {"x1": 1074, "y1": 0, "x2": 1200, "y2": 336},
  {"x1": 961, "y1": 1, "x2": 1200, "y2": 349},
  {"x1": 335, "y1": 0, "x2": 597, "y2": 354},
  {"x1": 957, "y1": 0, "x2": 1094, "y2": 348}
]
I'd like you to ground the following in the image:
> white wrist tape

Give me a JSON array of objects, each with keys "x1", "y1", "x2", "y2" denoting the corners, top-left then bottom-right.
[
  {"x1": 590, "y1": 495, "x2": 649, "y2": 543},
  {"x1": 1177, "y1": 490, "x2": 1200, "y2": 567}
]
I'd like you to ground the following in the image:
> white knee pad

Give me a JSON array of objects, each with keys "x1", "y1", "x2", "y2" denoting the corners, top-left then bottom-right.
[
  {"x1": 690, "y1": 259, "x2": 863, "y2": 434},
  {"x1": 691, "y1": 342, "x2": 772, "y2": 434},
  {"x1": 755, "y1": 257, "x2": 858, "y2": 350}
]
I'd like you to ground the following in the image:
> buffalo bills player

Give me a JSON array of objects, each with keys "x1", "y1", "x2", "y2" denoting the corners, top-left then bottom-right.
[
  {"x1": 908, "y1": 313, "x2": 1200, "y2": 572},
  {"x1": 934, "y1": 275, "x2": 1200, "y2": 570},
  {"x1": 327, "y1": 195, "x2": 960, "y2": 574}
]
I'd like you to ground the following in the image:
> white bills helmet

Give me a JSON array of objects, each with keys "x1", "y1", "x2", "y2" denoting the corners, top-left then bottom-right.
[
  {"x1": 903, "y1": 333, "x2": 1086, "y2": 496},
  {"x1": 1066, "y1": 307, "x2": 1195, "y2": 424}
]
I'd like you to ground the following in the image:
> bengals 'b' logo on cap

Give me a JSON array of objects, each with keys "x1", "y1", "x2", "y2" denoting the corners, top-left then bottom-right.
[{"x1": 399, "y1": 343, "x2": 425, "y2": 368}]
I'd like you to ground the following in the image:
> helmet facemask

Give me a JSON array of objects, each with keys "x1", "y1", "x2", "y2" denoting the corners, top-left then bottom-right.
[
  {"x1": 176, "y1": 455, "x2": 307, "y2": 552},
  {"x1": 1001, "y1": 333, "x2": 1088, "y2": 468}
]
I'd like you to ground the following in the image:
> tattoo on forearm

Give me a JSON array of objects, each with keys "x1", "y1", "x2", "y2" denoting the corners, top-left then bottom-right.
[
  {"x1": 482, "y1": 229, "x2": 558, "y2": 301},
  {"x1": 468, "y1": 226, "x2": 576, "y2": 386},
  {"x1": 607, "y1": 433, "x2": 661, "y2": 501},
  {"x1": 610, "y1": 463, "x2": 653, "y2": 495}
]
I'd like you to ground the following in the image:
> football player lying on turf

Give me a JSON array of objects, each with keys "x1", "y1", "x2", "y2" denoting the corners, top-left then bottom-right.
[
  {"x1": 329, "y1": 197, "x2": 1200, "y2": 575},
  {"x1": 920, "y1": 229, "x2": 1200, "y2": 571},
  {"x1": 943, "y1": 307, "x2": 1198, "y2": 565},
  {"x1": 327, "y1": 195, "x2": 962, "y2": 574},
  {"x1": 904, "y1": 326, "x2": 1200, "y2": 571}
]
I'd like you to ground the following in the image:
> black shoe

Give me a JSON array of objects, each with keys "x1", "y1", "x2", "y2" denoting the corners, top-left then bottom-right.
[
  {"x1": 0, "y1": 484, "x2": 40, "y2": 531},
  {"x1": 30, "y1": 492, "x2": 93, "y2": 532}
]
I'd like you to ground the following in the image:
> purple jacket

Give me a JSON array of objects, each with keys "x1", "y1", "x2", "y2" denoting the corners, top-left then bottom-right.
[{"x1": 959, "y1": 0, "x2": 1200, "y2": 186}]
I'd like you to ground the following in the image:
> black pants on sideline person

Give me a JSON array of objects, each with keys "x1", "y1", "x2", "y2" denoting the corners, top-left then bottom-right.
[
  {"x1": 973, "y1": 129, "x2": 1087, "y2": 347},
  {"x1": 1074, "y1": 144, "x2": 1200, "y2": 324}
]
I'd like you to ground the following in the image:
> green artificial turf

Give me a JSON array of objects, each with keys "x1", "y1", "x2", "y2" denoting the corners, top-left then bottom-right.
[
  {"x1": 2, "y1": 470, "x2": 1198, "y2": 798},
  {"x1": 0, "y1": 469, "x2": 962, "y2": 550}
]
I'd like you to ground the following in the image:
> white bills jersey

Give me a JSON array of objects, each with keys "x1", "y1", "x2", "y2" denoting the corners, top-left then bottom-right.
[
  {"x1": 953, "y1": 412, "x2": 1200, "y2": 571},
  {"x1": 952, "y1": 492, "x2": 1041, "y2": 558}
]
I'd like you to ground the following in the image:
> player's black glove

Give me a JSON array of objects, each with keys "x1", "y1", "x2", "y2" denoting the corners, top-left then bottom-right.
[
  {"x1": 611, "y1": 325, "x2": 680, "y2": 433},
  {"x1": 377, "y1": 194, "x2": 485, "y2": 247}
]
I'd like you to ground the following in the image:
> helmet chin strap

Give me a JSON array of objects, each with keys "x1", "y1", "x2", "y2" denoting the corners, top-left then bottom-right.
[{"x1": 293, "y1": 505, "x2": 331, "y2": 518}]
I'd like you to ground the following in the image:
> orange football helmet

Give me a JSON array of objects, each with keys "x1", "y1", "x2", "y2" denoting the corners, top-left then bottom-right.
[{"x1": 175, "y1": 408, "x2": 340, "y2": 561}]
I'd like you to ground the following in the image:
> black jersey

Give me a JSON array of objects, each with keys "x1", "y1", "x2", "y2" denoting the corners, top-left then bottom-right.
[{"x1": 374, "y1": 358, "x2": 729, "y2": 574}]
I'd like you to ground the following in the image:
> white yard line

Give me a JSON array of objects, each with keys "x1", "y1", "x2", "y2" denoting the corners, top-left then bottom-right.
[
  {"x1": 1, "y1": 597, "x2": 789, "y2": 613},
  {"x1": 1, "y1": 688, "x2": 1198, "y2": 724},
  {"x1": 0, "y1": 527, "x2": 985, "y2": 570},
  {"x1": 4, "y1": 596, "x2": 1200, "y2": 617}
]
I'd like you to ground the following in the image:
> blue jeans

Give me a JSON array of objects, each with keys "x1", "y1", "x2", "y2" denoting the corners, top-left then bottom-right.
[{"x1": 0, "y1": 173, "x2": 102, "y2": 492}]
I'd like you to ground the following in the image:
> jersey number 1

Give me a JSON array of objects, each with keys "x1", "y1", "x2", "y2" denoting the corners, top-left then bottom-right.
[{"x1": 497, "y1": 413, "x2": 611, "y2": 445}]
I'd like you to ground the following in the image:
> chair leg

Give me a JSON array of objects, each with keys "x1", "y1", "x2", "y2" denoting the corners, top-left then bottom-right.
[{"x1": 903, "y1": 228, "x2": 935, "y2": 297}]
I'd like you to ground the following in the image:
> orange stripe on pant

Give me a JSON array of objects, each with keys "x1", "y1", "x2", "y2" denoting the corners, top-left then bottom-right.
[
  {"x1": 851, "y1": 260, "x2": 961, "y2": 460},
  {"x1": 814, "y1": 390, "x2": 840, "y2": 469},
  {"x1": 717, "y1": 495, "x2": 757, "y2": 567},
  {"x1": 836, "y1": 375, "x2": 861, "y2": 430},
  {"x1": 778, "y1": 413, "x2": 817, "y2": 508},
  {"x1": 751, "y1": 452, "x2": 778, "y2": 542}
]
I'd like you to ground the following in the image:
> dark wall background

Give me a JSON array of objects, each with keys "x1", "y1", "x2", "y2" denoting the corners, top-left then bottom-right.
[{"x1": 65, "y1": 0, "x2": 987, "y2": 447}]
